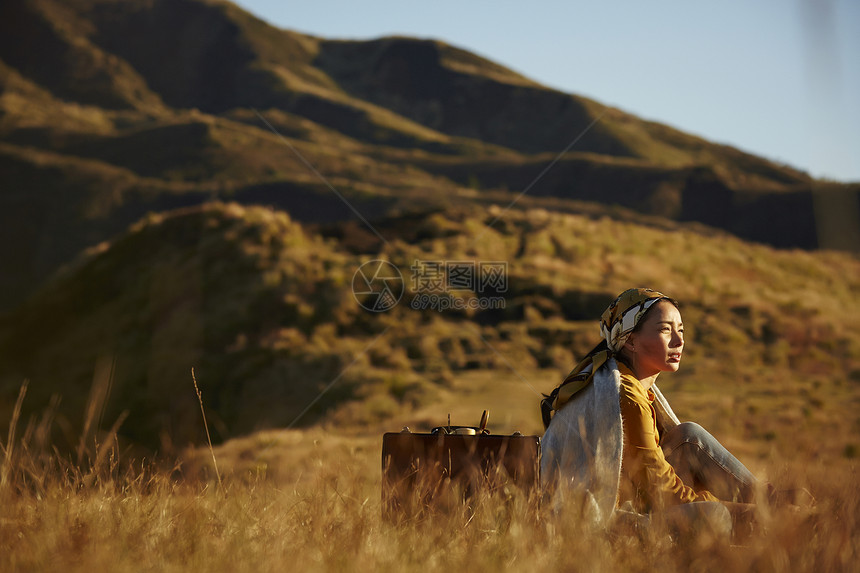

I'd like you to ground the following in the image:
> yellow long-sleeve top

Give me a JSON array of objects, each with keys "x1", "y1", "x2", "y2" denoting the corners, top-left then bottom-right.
[{"x1": 617, "y1": 363, "x2": 718, "y2": 512}]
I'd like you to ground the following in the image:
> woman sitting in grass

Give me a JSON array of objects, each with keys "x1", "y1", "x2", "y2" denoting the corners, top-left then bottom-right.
[{"x1": 540, "y1": 287, "x2": 771, "y2": 536}]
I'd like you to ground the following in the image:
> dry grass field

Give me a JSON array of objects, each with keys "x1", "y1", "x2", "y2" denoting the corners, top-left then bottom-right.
[{"x1": 1, "y1": 361, "x2": 858, "y2": 572}]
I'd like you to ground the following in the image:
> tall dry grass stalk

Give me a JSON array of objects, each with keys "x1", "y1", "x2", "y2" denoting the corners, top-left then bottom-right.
[
  {"x1": 77, "y1": 356, "x2": 115, "y2": 466},
  {"x1": 0, "y1": 380, "x2": 28, "y2": 492},
  {"x1": 192, "y1": 367, "x2": 223, "y2": 492}
]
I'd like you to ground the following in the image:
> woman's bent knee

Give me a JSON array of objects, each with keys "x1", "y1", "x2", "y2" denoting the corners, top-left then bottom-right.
[
  {"x1": 662, "y1": 421, "x2": 708, "y2": 452},
  {"x1": 675, "y1": 421, "x2": 707, "y2": 440}
]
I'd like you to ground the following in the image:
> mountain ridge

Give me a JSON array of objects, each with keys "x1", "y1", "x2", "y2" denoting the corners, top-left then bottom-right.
[{"x1": 1, "y1": 0, "x2": 858, "y2": 316}]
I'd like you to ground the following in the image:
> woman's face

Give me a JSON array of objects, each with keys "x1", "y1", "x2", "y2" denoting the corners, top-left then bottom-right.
[{"x1": 625, "y1": 300, "x2": 684, "y2": 378}]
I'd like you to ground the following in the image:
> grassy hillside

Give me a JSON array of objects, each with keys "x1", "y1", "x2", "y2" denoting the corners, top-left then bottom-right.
[{"x1": 2, "y1": 202, "x2": 858, "y2": 458}]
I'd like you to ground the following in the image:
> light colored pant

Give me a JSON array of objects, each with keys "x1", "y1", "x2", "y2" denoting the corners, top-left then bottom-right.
[
  {"x1": 661, "y1": 421, "x2": 758, "y2": 503},
  {"x1": 659, "y1": 421, "x2": 758, "y2": 537}
]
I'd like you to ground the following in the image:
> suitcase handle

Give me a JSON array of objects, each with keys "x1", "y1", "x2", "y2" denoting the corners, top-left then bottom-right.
[{"x1": 430, "y1": 425, "x2": 490, "y2": 436}]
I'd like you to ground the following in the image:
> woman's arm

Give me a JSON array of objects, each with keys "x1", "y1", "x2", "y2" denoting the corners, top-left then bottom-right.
[{"x1": 619, "y1": 375, "x2": 718, "y2": 511}]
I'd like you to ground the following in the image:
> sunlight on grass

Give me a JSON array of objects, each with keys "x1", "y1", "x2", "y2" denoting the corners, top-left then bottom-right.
[{"x1": 1, "y1": 419, "x2": 856, "y2": 572}]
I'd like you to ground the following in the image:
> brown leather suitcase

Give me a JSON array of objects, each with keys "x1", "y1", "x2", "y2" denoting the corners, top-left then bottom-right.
[{"x1": 381, "y1": 418, "x2": 540, "y2": 518}]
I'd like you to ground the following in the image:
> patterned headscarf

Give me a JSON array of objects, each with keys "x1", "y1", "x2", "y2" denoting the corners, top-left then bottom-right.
[
  {"x1": 599, "y1": 288, "x2": 670, "y2": 353},
  {"x1": 541, "y1": 287, "x2": 671, "y2": 428}
]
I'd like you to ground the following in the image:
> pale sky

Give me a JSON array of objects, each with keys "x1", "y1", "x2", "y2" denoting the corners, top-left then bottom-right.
[{"x1": 232, "y1": 0, "x2": 860, "y2": 182}]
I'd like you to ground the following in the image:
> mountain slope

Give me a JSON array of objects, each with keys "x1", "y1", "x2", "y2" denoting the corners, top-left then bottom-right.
[
  {"x1": 0, "y1": 0, "x2": 837, "y2": 184},
  {"x1": 0, "y1": 203, "x2": 369, "y2": 448},
  {"x1": 1, "y1": 203, "x2": 858, "y2": 451},
  {"x1": 0, "y1": 0, "x2": 852, "y2": 273}
]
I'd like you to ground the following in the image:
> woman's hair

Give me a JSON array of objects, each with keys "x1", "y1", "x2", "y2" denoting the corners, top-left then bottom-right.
[{"x1": 630, "y1": 297, "x2": 679, "y2": 334}]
